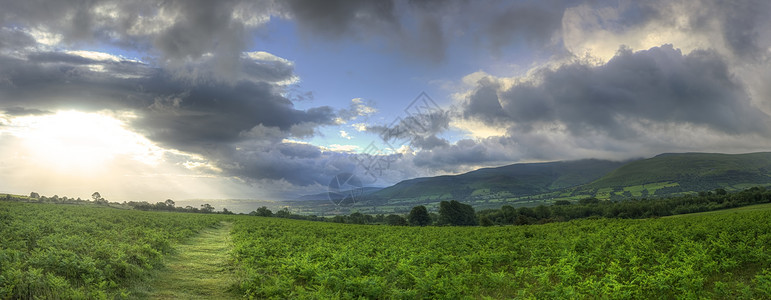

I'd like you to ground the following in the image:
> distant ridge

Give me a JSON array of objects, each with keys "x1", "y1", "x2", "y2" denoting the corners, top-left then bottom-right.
[
  {"x1": 367, "y1": 159, "x2": 628, "y2": 201},
  {"x1": 584, "y1": 152, "x2": 771, "y2": 192},
  {"x1": 363, "y1": 152, "x2": 771, "y2": 205}
]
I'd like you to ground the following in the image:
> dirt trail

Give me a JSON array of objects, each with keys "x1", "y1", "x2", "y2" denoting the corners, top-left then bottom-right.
[{"x1": 148, "y1": 221, "x2": 237, "y2": 299}]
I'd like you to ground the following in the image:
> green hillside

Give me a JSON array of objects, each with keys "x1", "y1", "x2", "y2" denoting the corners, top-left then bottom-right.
[
  {"x1": 287, "y1": 152, "x2": 771, "y2": 214},
  {"x1": 368, "y1": 159, "x2": 627, "y2": 201},
  {"x1": 355, "y1": 152, "x2": 771, "y2": 210},
  {"x1": 584, "y1": 152, "x2": 771, "y2": 195}
]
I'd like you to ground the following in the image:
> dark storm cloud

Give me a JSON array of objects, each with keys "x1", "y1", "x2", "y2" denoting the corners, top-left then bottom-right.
[
  {"x1": 214, "y1": 141, "x2": 362, "y2": 187},
  {"x1": 0, "y1": 47, "x2": 338, "y2": 186},
  {"x1": 463, "y1": 45, "x2": 769, "y2": 139},
  {"x1": 364, "y1": 109, "x2": 451, "y2": 148},
  {"x1": 484, "y1": 0, "x2": 566, "y2": 54},
  {"x1": 412, "y1": 137, "x2": 516, "y2": 171},
  {"x1": 277, "y1": 142, "x2": 321, "y2": 159},
  {"x1": 240, "y1": 57, "x2": 295, "y2": 84},
  {"x1": 278, "y1": 0, "x2": 580, "y2": 61},
  {"x1": 410, "y1": 134, "x2": 449, "y2": 150},
  {"x1": 462, "y1": 78, "x2": 509, "y2": 125},
  {"x1": 281, "y1": 0, "x2": 398, "y2": 38},
  {"x1": 681, "y1": 0, "x2": 770, "y2": 60},
  {"x1": 2, "y1": 0, "x2": 768, "y2": 67},
  {"x1": 0, "y1": 28, "x2": 35, "y2": 50},
  {"x1": 0, "y1": 0, "x2": 272, "y2": 74},
  {"x1": 136, "y1": 80, "x2": 335, "y2": 150}
]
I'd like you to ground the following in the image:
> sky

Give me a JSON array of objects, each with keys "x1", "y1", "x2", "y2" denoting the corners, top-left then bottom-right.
[{"x1": 1, "y1": 0, "x2": 770, "y2": 202}]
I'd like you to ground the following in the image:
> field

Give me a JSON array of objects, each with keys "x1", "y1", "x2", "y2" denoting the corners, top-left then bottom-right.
[
  {"x1": 230, "y1": 207, "x2": 771, "y2": 299},
  {"x1": 2, "y1": 200, "x2": 770, "y2": 299},
  {"x1": 0, "y1": 202, "x2": 223, "y2": 298}
]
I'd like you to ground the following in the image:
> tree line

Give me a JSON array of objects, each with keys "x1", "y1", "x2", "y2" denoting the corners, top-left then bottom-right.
[
  {"x1": 248, "y1": 200, "x2": 475, "y2": 226},
  {"x1": 477, "y1": 186, "x2": 771, "y2": 226},
  {"x1": 1, "y1": 192, "x2": 235, "y2": 215},
  {"x1": 247, "y1": 186, "x2": 771, "y2": 227}
]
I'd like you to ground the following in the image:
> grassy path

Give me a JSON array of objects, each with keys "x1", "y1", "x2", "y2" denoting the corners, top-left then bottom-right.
[{"x1": 148, "y1": 221, "x2": 238, "y2": 299}]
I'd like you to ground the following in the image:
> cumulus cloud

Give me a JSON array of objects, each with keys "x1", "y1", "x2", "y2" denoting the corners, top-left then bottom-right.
[
  {"x1": 0, "y1": 40, "x2": 344, "y2": 192},
  {"x1": 0, "y1": 0, "x2": 280, "y2": 75},
  {"x1": 447, "y1": 44, "x2": 771, "y2": 171},
  {"x1": 0, "y1": 27, "x2": 36, "y2": 51},
  {"x1": 336, "y1": 98, "x2": 377, "y2": 124},
  {"x1": 277, "y1": 0, "x2": 581, "y2": 62},
  {"x1": 424, "y1": 0, "x2": 771, "y2": 173},
  {"x1": 365, "y1": 109, "x2": 451, "y2": 151},
  {"x1": 562, "y1": 0, "x2": 771, "y2": 64},
  {"x1": 502, "y1": 45, "x2": 767, "y2": 136},
  {"x1": 412, "y1": 137, "x2": 517, "y2": 171}
]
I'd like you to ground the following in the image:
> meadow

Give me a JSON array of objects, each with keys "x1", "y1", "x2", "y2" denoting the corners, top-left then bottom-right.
[
  {"x1": 1, "y1": 200, "x2": 770, "y2": 299},
  {"x1": 229, "y1": 205, "x2": 771, "y2": 299},
  {"x1": 0, "y1": 202, "x2": 222, "y2": 298}
]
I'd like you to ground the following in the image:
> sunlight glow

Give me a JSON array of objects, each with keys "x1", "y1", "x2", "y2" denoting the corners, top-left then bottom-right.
[{"x1": 6, "y1": 110, "x2": 164, "y2": 173}]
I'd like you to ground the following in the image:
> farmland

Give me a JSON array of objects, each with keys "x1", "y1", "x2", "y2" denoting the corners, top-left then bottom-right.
[
  {"x1": 0, "y1": 202, "x2": 223, "y2": 298},
  {"x1": 2, "y1": 200, "x2": 770, "y2": 298},
  {"x1": 230, "y1": 205, "x2": 771, "y2": 299}
]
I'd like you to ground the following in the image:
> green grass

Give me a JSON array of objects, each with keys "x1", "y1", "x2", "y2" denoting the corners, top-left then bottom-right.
[
  {"x1": 664, "y1": 203, "x2": 771, "y2": 218},
  {"x1": 588, "y1": 152, "x2": 771, "y2": 189},
  {"x1": 0, "y1": 201, "x2": 223, "y2": 299},
  {"x1": 230, "y1": 206, "x2": 771, "y2": 298},
  {"x1": 146, "y1": 221, "x2": 237, "y2": 299}
]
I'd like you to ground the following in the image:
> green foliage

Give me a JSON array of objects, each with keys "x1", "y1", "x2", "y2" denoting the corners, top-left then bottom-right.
[
  {"x1": 0, "y1": 202, "x2": 222, "y2": 298},
  {"x1": 370, "y1": 159, "x2": 625, "y2": 201},
  {"x1": 586, "y1": 152, "x2": 771, "y2": 193},
  {"x1": 385, "y1": 214, "x2": 408, "y2": 226},
  {"x1": 348, "y1": 212, "x2": 368, "y2": 224},
  {"x1": 479, "y1": 186, "x2": 771, "y2": 225},
  {"x1": 438, "y1": 200, "x2": 477, "y2": 226},
  {"x1": 229, "y1": 206, "x2": 771, "y2": 298},
  {"x1": 408, "y1": 205, "x2": 431, "y2": 226},
  {"x1": 250, "y1": 206, "x2": 273, "y2": 217}
]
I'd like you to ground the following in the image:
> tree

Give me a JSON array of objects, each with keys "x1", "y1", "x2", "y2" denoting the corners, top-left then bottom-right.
[
  {"x1": 92, "y1": 192, "x2": 107, "y2": 204},
  {"x1": 91, "y1": 192, "x2": 101, "y2": 202},
  {"x1": 480, "y1": 215, "x2": 494, "y2": 226},
  {"x1": 438, "y1": 200, "x2": 477, "y2": 226},
  {"x1": 579, "y1": 197, "x2": 600, "y2": 205},
  {"x1": 30, "y1": 192, "x2": 40, "y2": 199},
  {"x1": 534, "y1": 205, "x2": 551, "y2": 219},
  {"x1": 408, "y1": 205, "x2": 431, "y2": 226},
  {"x1": 385, "y1": 214, "x2": 407, "y2": 226},
  {"x1": 348, "y1": 212, "x2": 367, "y2": 224},
  {"x1": 275, "y1": 207, "x2": 291, "y2": 218},
  {"x1": 164, "y1": 199, "x2": 175, "y2": 208},
  {"x1": 251, "y1": 206, "x2": 273, "y2": 217},
  {"x1": 200, "y1": 203, "x2": 214, "y2": 213}
]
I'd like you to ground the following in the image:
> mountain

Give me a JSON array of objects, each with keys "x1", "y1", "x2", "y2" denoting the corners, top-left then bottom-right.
[
  {"x1": 363, "y1": 152, "x2": 771, "y2": 206},
  {"x1": 366, "y1": 159, "x2": 629, "y2": 201},
  {"x1": 289, "y1": 152, "x2": 771, "y2": 214},
  {"x1": 583, "y1": 152, "x2": 771, "y2": 195}
]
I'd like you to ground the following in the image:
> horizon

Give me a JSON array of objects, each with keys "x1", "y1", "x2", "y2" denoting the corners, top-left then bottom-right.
[{"x1": 2, "y1": 1, "x2": 771, "y2": 201}]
